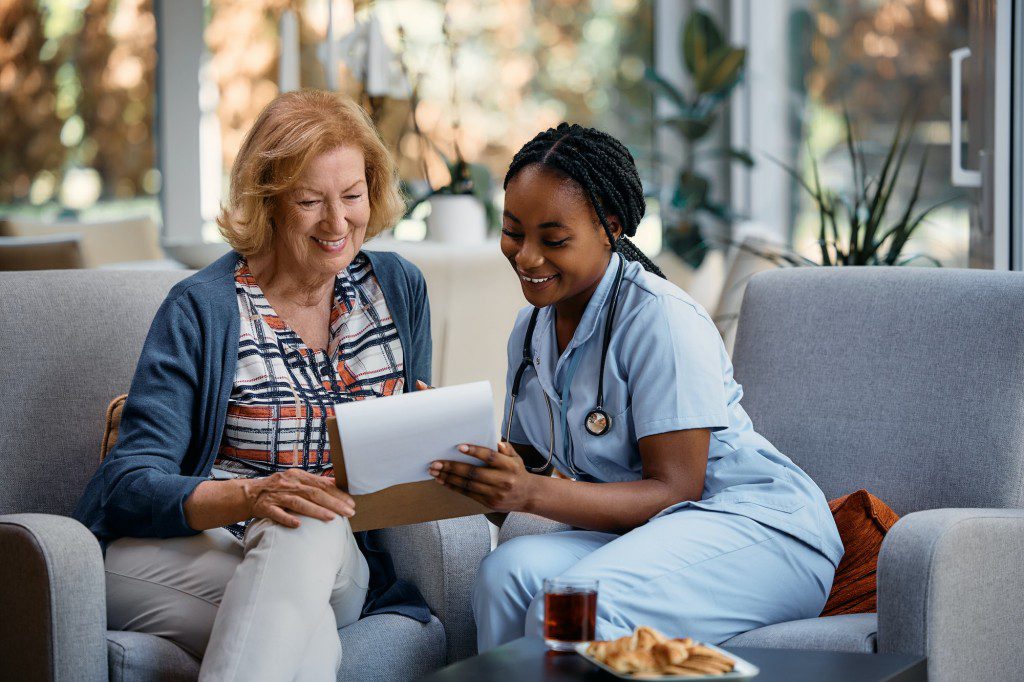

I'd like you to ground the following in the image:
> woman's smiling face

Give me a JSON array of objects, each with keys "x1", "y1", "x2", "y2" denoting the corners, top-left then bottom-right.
[
  {"x1": 501, "y1": 164, "x2": 620, "y2": 310},
  {"x1": 269, "y1": 145, "x2": 371, "y2": 278}
]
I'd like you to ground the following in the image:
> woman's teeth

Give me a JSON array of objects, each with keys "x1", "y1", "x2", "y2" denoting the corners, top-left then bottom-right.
[
  {"x1": 313, "y1": 236, "x2": 346, "y2": 247},
  {"x1": 520, "y1": 274, "x2": 556, "y2": 284}
]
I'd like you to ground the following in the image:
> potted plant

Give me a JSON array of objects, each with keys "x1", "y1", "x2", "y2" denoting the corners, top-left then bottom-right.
[
  {"x1": 645, "y1": 9, "x2": 752, "y2": 268},
  {"x1": 397, "y1": 18, "x2": 496, "y2": 244},
  {"x1": 767, "y1": 109, "x2": 954, "y2": 267},
  {"x1": 419, "y1": 152, "x2": 492, "y2": 243}
]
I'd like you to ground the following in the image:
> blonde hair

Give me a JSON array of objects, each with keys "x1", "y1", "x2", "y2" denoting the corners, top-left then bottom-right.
[{"x1": 217, "y1": 90, "x2": 405, "y2": 257}]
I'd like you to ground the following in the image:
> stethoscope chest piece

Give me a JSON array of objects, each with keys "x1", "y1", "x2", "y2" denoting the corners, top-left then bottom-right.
[{"x1": 585, "y1": 408, "x2": 611, "y2": 436}]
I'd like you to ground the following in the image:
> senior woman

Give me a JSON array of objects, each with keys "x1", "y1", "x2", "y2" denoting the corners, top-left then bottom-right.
[{"x1": 73, "y1": 90, "x2": 432, "y2": 680}]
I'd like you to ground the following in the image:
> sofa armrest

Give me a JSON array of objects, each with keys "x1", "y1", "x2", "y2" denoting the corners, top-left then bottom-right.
[
  {"x1": 0, "y1": 513, "x2": 107, "y2": 681},
  {"x1": 374, "y1": 515, "x2": 492, "y2": 663},
  {"x1": 877, "y1": 508, "x2": 1024, "y2": 681},
  {"x1": 497, "y1": 511, "x2": 572, "y2": 545}
]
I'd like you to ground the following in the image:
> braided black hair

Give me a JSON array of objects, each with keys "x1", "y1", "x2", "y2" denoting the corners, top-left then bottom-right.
[{"x1": 504, "y1": 122, "x2": 666, "y2": 278}]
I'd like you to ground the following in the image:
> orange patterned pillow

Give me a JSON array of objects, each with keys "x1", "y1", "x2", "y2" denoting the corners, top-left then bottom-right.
[{"x1": 820, "y1": 489, "x2": 900, "y2": 617}]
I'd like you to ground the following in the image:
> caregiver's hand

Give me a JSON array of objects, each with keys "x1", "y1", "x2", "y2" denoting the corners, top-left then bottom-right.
[
  {"x1": 429, "y1": 442, "x2": 537, "y2": 512},
  {"x1": 242, "y1": 469, "x2": 355, "y2": 528}
]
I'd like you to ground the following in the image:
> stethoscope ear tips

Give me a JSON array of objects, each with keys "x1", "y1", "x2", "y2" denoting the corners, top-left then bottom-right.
[{"x1": 585, "y1": 409, "x2": 611, "y2": 437}]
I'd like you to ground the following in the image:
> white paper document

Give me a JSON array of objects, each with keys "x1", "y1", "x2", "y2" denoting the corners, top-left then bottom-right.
[{"x1": 334, "y1": 381, "x2": 497, "y2": 495}]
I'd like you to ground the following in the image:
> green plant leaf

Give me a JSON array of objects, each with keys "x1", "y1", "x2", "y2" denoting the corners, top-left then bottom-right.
[
  {"x1": 402, "y1": 186, "x2": 438, "y2": 218},
  {"x1": 467, "y1": 162, "x2": 491, "y2": 194},
  {"x1": 697, "y1": 147, "x2": 755, "y2": 166},
  {"x1": 842, "y1": 107, "x2": 865, "y2": 201},
  {"x1": 863, "y1": 111, "x2": 914, "y2": 252},
  {"x1": 807, "y1": 151, "x2": 838, "y2": 264},
  {"x1": 701, "y1": 200, "x2": 735, "y2": 222},
  {"x1": 672, "y1": 170, "x2": 710, "y2": 211},
  {"x1": 879, "y1": 146, "x2": 929, "y2": 263},
  {"x1": 643, "y1": 68, "x2": 689, "y2": 111},
  {"x1": 714, "y1": 234, "x2": 818, "y2": 267},
  {"x1": 883, "y1": 195, "x2": 957, "y2": 265},
  {"x1": 665, "y1": 220, "x2": 709, "y2": 268},
  {"x1": 661, "y1": 113, "x2": 716, "y2": 141},
  {"x1": 696, "y1": 47, "x2": 746, "y2": 94},
  {"x1": 764, "y1": 152, "x2": 816, "y2": 199},
  {"x1": 467, "y1": 162, "x2": 499, "y2": 228},
  {"x1": 683, "y1": 10, "x2": 724, "y2": 76},
  {"x1": 896, "y1": 253, "x2": 942, "y2": 267}
]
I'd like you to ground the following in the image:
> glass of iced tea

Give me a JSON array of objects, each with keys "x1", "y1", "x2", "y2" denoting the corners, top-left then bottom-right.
[{"x1": 542, "y1": 578, "x2": 598, "y2": 651}]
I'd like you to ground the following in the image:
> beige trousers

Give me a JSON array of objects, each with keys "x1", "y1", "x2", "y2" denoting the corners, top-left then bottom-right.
[{"x1": 105, "y1": 516, "x2": 370, "y2": 682}]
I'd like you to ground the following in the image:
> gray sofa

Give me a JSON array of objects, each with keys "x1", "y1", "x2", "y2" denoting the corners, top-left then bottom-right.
[
  {"x1": 0, "y1": 269, "x2": 491, "y2": 681},
  {"x1": 4, "y1": 265, "x2": 1024, "y2": 681},
  {"x1": 497, "y1": 267, "x2": 1024, "y2": 682}
]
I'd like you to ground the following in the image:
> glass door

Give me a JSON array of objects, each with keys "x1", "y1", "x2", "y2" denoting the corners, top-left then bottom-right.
[{"x1": 730, "y1": 0, "x2": 1019, "y2": 270}]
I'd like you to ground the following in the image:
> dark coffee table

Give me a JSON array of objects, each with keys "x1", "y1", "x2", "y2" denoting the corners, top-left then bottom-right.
[{"x1": 421, "y1": 637, "x2": 927, "y2": 682}]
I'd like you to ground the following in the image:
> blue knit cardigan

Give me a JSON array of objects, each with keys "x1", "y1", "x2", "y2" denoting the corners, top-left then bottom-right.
[{"x1": 73, "y1": 249, "x2": 433, "y2": 622}]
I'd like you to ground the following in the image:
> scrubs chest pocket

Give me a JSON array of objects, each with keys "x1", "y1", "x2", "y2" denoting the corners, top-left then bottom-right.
[{"x1": 579, "y1": 402, "x2": 636, "y2": 481}]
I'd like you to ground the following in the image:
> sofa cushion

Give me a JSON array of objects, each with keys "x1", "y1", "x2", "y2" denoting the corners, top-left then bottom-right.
[
  {"x1": 337, "y1": 614, "x2": 446, "y2": 681},
  {"x1": 106, "y1": 614, "x2": 446, "y2": 682},
  {"x1": 722, "y1": 613, "x2": 878, "y2": 653},
  {"x1": 822, "y1": 490, "x2": 899, "y2": 617},
  {"x1": 107, "y1": 630, "x2": 199, "y2": 682},
  {"x1": 497, "y1": 512, "x2": 571, "y2": 545}
]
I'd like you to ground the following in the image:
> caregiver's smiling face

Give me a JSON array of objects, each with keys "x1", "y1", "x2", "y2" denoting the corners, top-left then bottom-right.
[{"x1": 500, "y1": 163, "x2": 620, "y2": 311}]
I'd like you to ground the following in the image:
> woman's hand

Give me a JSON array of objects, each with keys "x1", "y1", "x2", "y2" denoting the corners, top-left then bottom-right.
[
  {"x1": 241, "y1": 469, "x2": 355, "y2": 528},
  {"x1": 429, "y1": 442, "x2": 538, "y2": 513}
]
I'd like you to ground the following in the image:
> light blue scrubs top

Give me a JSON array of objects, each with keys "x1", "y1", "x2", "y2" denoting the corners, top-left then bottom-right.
[{"x1": 501, "y1": 254, "x2": 844, "y2": 566}]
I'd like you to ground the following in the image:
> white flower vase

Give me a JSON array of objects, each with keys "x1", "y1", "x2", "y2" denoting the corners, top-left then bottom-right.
[{"x1": 426, "y1": 194, "x2": 488, "y2": 244}]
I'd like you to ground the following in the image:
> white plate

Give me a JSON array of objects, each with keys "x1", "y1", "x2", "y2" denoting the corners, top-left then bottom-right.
[{"x1": 574, "y1": 641, "x2": 759, "y2": 681}]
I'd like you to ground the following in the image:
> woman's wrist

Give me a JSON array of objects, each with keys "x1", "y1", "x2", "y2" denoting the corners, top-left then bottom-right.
[
  {"x1": 237, "y1": 477, "x2": 261, "y2": 519},
  {"x1": 183, "y1": 478, "x2": 255, "y2": 531},
  {"x1": 521, "y1": 473, "x2": 546, "y2": 514}
]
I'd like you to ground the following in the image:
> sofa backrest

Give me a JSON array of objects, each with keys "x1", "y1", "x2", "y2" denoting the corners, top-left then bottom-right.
[
  {"x1": 731, "y1": 267, "x2": 1024, "y2": 516},
  {"x1": 0, "y1": 269, "x2": 190, "y2": 516}
]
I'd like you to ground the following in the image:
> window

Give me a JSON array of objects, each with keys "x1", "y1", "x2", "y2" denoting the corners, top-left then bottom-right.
[
  {"x1": 732, "y1": 0, "x2": 1014, "y2": 269},
  {"x1": 0, "y1": 0, "x2": 159, "y2": 224},
  {"x1": 200, "y1": 0, "x2": 656, "y2": 244}
]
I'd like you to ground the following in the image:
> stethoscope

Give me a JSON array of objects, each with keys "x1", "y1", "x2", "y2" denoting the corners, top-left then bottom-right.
[{"x1": 503, "y1": 255, "x2": 625, "y2": 473}]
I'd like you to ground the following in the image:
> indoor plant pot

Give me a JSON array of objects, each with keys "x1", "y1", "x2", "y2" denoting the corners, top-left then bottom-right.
[{"x1": 425, "y1": 194, "x2": 487, "y2": 244}]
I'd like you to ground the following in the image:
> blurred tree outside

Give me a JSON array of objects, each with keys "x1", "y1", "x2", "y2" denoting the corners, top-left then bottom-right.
[
  {"x1": 0, "y1": 1, "x2": 66, "y2": 204},
  {"x1": 77, "y1": 0, "x2": 156, "y2": 199},
  {"x1": 1, "y1": 0, "x2": 158, "y2": 217}
]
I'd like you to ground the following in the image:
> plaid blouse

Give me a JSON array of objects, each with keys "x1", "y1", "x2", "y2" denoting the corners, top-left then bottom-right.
[{"x1": 213, "y1": 254, "x2": 405, "y2": 496}]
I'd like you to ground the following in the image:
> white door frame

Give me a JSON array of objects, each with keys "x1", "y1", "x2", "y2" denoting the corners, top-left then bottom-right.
[
  {"x1": 154, "y1": 0, "x2": 205, "y2": 246},
  {"x1": 992, "y1": 0, "x2": 1014, "y2": 270},
  {"x1": 1010, "y1": 0, "x2": 1024, "y2": 270}
]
